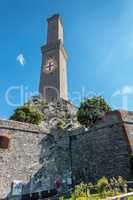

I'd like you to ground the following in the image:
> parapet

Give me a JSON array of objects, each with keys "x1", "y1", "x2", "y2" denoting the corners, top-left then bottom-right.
[{"x1": 0, "y1": 119, "x2": 45, "y2": 134}]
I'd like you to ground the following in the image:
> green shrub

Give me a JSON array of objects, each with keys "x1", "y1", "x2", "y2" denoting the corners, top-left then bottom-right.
[
  {"x1": 10, "y1": 103, "x2": 44, "y2": 125},
  {"x1": 96, "y1": 176, "x2": 109, "y2": 193},
  {"x1": 74, "y1": 182, "x2": 88, "y2": 198},
  {"x1": 109, "y1": 176, "x2": 127, "y2": 195},
  {"x1": 77, "y1": 96, "x2": 111, "y2": 127},
  {"x1": 60, "y1": 177, "x2": 127, "y2": 200},
  {"x1": 57, "y1": 120, "x2": 65, "y2": 130}
]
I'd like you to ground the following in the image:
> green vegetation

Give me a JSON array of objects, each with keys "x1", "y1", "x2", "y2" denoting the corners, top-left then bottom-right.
[
  {"x1": 57, "y1": 120, "x2": 66, "y2": 129},
  {"x1": 96, "y1": 176, "x2": 109, "y2": 194},
  {"x1": 60, "y1": 176, "x2": 128, "y2": 200},
  {"x1": 60, "y1": 195, "x2": 133, "y2": 200},
  {"x1": 10, "y1": 102, "x2": 44, "y2": 125},
  {"x1": 77, "y1": 96, "x2": 111, "y2": 127}
]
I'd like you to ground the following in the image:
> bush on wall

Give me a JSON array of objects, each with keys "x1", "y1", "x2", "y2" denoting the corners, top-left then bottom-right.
[
  {"x1": 77, "y1": 96, "x2": 111, "y2": 127},
  {"x1": 10, "y1": 102, "x2": 44, "y2": 125}
]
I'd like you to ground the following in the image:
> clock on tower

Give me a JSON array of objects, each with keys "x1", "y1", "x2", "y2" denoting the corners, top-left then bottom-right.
[{"x1": 39, "y1": 14, "x2": 68, "y2": 102}]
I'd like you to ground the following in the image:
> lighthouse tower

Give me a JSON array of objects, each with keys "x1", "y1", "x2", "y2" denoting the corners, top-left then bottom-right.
[{"x1": 39, "y1": 14, "x2": 68, "y2": 102}]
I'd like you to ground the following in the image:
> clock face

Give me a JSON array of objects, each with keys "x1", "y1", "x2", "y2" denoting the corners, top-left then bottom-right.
[{"x1": 45, "y1": 58, "x2": 56, "y2": 73}]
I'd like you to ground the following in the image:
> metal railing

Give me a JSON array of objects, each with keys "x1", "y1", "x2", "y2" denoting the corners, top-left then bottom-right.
[{"x1": 104, "y1": 192, "x2": 133, "y2": 200}]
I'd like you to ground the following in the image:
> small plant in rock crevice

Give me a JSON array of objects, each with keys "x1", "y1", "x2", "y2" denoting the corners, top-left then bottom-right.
[{"x1": 57, "y1": 120, "x2": 66, "y2": 130}]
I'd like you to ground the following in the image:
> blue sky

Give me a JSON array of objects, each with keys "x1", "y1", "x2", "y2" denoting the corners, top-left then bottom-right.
[{"x1": 1, "y1": 0, "x2": 133, "y2": 118}]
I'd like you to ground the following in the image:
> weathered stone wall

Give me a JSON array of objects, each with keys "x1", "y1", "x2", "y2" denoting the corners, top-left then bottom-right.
[
  {"x1": 0, "y1": 120, "x2": 72, "y2": 198},
  {"x1": 23, "y1": 110, "x2": 133, "y2": 189},
  {"x1": 1, "y1": 110, "x2": 133, "y2": 198},
  {"x1": 118, "y1": 110, "x2": 133, "y2": 151},
  {"x1": 0, "y1": 120, "x2": 46, "y2": 198},
  {"x1": 0, "y1": 99, "x2": 78, "y2": 198},
  {"x1": 70, "y1": 111, "x2": 133, "y2": 184}
]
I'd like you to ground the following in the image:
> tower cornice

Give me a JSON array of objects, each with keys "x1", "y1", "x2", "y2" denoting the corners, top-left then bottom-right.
[
  {"x1": 41, "y1": 40, "x2": 68, "y2": 59},
  {"x1": 47, "y1": 14, "x2": 64, "y2": 27}
]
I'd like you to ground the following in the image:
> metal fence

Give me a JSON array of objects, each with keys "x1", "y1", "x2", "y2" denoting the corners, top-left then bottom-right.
[{"x1": 104, "y1": 192, "x2": 133, "y2": 200}]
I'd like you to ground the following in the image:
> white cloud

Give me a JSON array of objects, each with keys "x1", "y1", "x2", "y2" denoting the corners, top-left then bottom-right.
[
  {"x1": 17, "y1": 54, "x2": 26, "y2": 66},
  {"x1": 112, "y1": 90, "x2": 121, "y2": 97},
  {"x1": 112, "y1": 85, "x2": 133, "y2": 97},
  {"x1": 122, "y1": 86, "x2": 133, "y2": 94}
]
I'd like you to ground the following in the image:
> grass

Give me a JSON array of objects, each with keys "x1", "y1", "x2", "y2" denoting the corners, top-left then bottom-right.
[
  {"x1": 69, "y1": 197, "x2": 133, "y2": 200},
  {"x1": 64, "y1": 194, "x2": 133, "y2": 200},
  {"x1": 128, "y1": 197, "x2": 133, "y2": 200},
  {"x1": 90, "y1": 195, "x2": 133, "y2": 200},
  {"x1": 90, "y1": 194, "x2": 101, "y2": 199}
]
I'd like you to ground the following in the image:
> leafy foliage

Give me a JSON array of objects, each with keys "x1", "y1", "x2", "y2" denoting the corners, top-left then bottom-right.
[
  {"x1": 57, "y1": 120, "x2": 65, "y2": 130},
  {"x1": 60, "y1": 177, "x2": 127, "y2": 200},
  {"x1": 10, "y1": 102, "x2": 44, "y2": 125},
  {"x1": 74, "y1": 182, "x2": 89, "y2": 197},
  {"x1": 96, "y1": 176, "x2": 109, "y2": 193},
  {"x1": 77, "y1": 96, "x2": 111, "y2": 127},
  {"x1": 96, "y1": 176, "x2": 127, "y2": 198}
]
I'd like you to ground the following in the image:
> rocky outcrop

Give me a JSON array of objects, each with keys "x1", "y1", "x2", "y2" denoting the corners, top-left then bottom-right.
[{"x1": 31, "y1": 96, "x2": 80, "y2": 131}]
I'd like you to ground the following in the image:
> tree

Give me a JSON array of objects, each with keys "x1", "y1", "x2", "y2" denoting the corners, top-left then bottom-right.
[
  {"x1": 10, "y1": 102, "x2": 44, "y2": 125},
  {"x1": 77, "y1": 96, "x2": 111, "y2": 127}
]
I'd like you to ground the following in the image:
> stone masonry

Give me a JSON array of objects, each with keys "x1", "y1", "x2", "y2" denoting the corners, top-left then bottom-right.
[
  {"x1": 0, "y1": 107, "x2": 133, "y2": 198},
  {"x1": 39, "y1": 14, "x2": 68, "y2": 102}
]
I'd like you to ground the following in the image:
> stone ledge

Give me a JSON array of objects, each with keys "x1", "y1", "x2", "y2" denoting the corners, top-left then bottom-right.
[{"x1": 0, "y1": 119, "x2": 45, "y2": 134}]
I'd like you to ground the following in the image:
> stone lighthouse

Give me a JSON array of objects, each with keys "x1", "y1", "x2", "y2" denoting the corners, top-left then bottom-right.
[{"x1": 39, "y1": 14, "x2": 68, "y2": 102}]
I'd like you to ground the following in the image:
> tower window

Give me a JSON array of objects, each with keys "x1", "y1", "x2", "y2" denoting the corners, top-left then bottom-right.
[{"x1": 0, "y1": 136, "x2": 10, "y2": 149}]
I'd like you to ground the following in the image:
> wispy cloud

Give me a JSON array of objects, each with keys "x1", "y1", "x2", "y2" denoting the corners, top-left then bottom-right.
[
  {"x1": 17, "y1": 54, "x2": 26, "y2": 66},
  {"x1": 112, "y1": 85, "x2": 133, "y2": 97}
]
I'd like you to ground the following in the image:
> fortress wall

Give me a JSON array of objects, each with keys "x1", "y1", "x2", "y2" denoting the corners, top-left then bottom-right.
[
  {"x1": 118, "y1": 111, "x2": 133, "y2": 151},
  {"x1": 0, "y1": 120, "x2": 71, "y2": 198},
  {"x1": 0, "y1": 120, "x2": 46, "y2": 198},
  {"x1": 0, "y1": 119, "x2": 43, "y2": 132},
  {"x1": 70, "y1": 111, "x2": 133, "y2": 183},
  {"x1": 0, "y1": 110, "x2": 133, "y2": 198}
]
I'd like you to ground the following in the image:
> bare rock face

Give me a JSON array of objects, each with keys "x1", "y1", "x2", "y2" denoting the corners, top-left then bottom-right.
[{"x1": 32, "y1": 96, "x2": 80, "y2": 132}]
